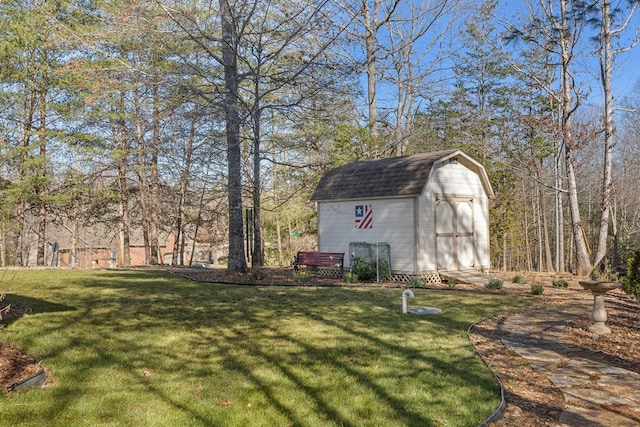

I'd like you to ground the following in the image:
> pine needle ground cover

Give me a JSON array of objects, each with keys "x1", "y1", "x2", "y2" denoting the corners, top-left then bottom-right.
[{"x1": 1, "y1": 270, "x2": 537, "y2": 426}]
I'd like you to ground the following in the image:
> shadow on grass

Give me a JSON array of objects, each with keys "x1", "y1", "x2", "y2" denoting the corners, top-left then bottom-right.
[
  {"x1": 217, "y1": 323, "x2": 448, "y2": 426},
  {"x1": 2, "y1": 270, "x2": 535, "y2": 426},
  {"x1": 3, "y1": 294, "x2": 75, "y2": 314},
  {"x1": 1, "y1": 294, "x2": 76, "y2": 328}
]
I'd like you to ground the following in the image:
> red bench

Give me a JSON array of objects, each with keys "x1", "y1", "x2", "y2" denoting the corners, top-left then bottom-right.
[{"x1": 294, "y1": 251, "x2": 344, "y2": 273}]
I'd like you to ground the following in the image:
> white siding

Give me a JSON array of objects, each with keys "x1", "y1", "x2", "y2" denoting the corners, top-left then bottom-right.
[
  {"x1": 427, "y1": 161, "x2": 485, "y2": 196},
  {"x1": 317, "y1": 199, "x2": 415, "y2": 271}
]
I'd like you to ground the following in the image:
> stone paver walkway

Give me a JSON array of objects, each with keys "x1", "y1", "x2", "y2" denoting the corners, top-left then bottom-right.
[{"x1": 500, "y1": 296, "x2": 640, "y2": 426}]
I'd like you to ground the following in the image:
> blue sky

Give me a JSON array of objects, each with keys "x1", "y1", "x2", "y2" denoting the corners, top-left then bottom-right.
[
  {"x1": 496, "y1": 1, "x2": 640, "y2": 105},
  {"x1": 610, "y1": 49, "x2": 640, "y2": 101},
  {"x1": 355, "y1": 1, "x2": 640, "y2": 120}
]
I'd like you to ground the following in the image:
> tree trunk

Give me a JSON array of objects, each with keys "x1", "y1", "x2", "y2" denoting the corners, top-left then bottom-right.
[
  {"x1": 173, "y1": 111, "x2": 195, "y2": 265},
  {"x1": 189, "y1": 171, "x2": 209, "y2": 266},
  {"x1": 118, "y1": 191, "x2": 131, "y2": 267},
  {"x1": 594, "y1": 0, "x2": 614, "y2": 268},
  {"x1": 272, "y1": 149, "x2": 283, "y2": 266},
  {"x1": 14, "y1": 199, "x2": 25, "y2": 266},
  {"x1": 36, "y1": 85, "x2": 47, "y2": 266},
  {"x1": 502, "y1": 232, "x2": 507, "y2": 271},
  {"x1": 522, "y1": 179, "x2": 533, "y2": 271},
  {"x1": 363, "y1": 0, "x2": 378, "y2": 138},
  {"x1": 537, "y1": 158, "x2": 554, "y2": 272},
  {"x1": 539, "y1": 185, "x2": 554, "y2": 272},
  {"x1": 555, "y1": 142, "x2": 565, "y2": 272},
  {"x1": 565, "y1": 148, "x2": 591, "y2": 274},
  {"x1": 133, "y1": 88, "x2": 151, "y2": 264},
  {"x1": 220, "y1": 0, "x2": 247, "y2": 272},
  {"x1": 534, "y1": 185, "x2": 542, "y2": 271},
  {"x1": 149, "y1": 83, "x2": 161, "y2": 264},
  {"x1": 559, "y1": 0, "x2": 591, "y2": 275},
  {"x1": 394, "y1": 69, "x2": 407, "y2": 155},
  {"x1": 15, "y1": 92, "x2": 34, "y2": 266},
  {"x1": 70, "y1": 220, "x2": 78, "y2": 267},
  {"x1": 251, "y1": 76, "x2": 263, "y2": 268},
  {"x1": 0, "y1": 226, "x2": 4, "y2": 267},
  {"x1": 116, "y1": 92, "x2": 131, "y2": 267}
]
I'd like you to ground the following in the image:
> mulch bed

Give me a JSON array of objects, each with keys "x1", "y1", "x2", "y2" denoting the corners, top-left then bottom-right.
[{"x1": 0, "y1": 302, "x2": 44, "y2": 392}]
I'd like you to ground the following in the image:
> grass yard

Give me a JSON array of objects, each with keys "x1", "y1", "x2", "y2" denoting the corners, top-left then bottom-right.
[{"x1": 0, "y1": 269, "x2": 539, "y2": 426}]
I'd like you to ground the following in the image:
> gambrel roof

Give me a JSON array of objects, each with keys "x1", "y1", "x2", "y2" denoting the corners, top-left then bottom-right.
[{"x1": 311, "y1": 149, "x2": 495, "y2": 202}]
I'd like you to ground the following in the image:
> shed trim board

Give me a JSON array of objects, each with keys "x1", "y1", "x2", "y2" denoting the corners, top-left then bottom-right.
[
  {"x1": 413, "y1": 195, "x2": 420, "y2": 274},
  {"x1": 313, "y1": 150, "x2": 493, "y2": 275}
]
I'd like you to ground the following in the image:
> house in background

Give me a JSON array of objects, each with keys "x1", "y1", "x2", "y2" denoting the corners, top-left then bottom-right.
[
  {"x1": 36, "y1": 222, "x2": 181, "y2": 268},
  {"x1": 311, "y1": 149, "x2": 495, "y2": 282},
  {"x1": 22, "y1": 221, "x2": 113, "y2": 268},
  {"x1": 20, "y1": 219, "x2": 223, "y2": 268}
]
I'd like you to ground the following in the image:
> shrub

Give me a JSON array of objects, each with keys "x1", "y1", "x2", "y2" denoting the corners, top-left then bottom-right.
[
  {"x1": 590, "y1": 259, "x2": 618, "y2": 282},
  {"x1": 447, "y1": 278, "x2": 457, "y2": 289},
  {"x1": 409, "y1": 277, "x2": 427, "y2": 287},
  {"x1": 376, "y1": 259, "x2": 392, "y2": 281},
  {"x1": 351, "y1": 257, "x2": 375, "y2": 281},
  {"x1": 530, "y1": 283, "x2": 544, "y2": 295},
  {"x1": 351, "y1": 257, "x2": 391, "y2": 281},
  {"x1": 485, "y1": 279, "x2": 503, "y2": 290},
  {"x1": 552, "y1": 279, "x2": 568, "y2": 288},
  {"x1": 293, "y1": 272, "x2": 309, "y2": 283},
  {"x1": 343, "y1": 272, "x2": 358, "y2": 283},
  {"x1": 622, "y1": 250, "x2": 640, "y2": 301},
  {"x1": 513, "y1": 275, "x2": 526, "y2": 284}
]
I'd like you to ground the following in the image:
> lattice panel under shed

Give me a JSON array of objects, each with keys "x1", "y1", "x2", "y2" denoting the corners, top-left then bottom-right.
[
  {"x1": 348, "y1": 242, "x2": 392, "y2": 282},
  {"x1": 391, "y1": 272, "x2": 442, "y2": 284},
  {"x1": 313, "y1": 267, "x2": 345, "y2": 279},
  {"x1": 313, "y1": 268, "x2": 441, "y2": 284}
]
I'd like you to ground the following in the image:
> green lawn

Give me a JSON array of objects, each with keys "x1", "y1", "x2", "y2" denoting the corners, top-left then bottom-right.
[{"x1": 0, "y1": 269, "x2": 538, "y2": 426}]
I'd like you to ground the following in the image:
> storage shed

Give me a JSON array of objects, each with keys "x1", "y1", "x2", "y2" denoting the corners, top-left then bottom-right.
[{"x1": 310, "y1": 149, "x2": 495, "y2": 281}]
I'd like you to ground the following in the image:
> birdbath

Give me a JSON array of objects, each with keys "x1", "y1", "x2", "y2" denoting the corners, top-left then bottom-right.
[{"x1": 578, "y1": 280, "x2": 621, "y2": 335}]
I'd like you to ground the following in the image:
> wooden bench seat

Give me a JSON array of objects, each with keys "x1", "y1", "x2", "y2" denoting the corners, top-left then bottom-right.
[{"x1": 293, "y1": 251, "x2": 344, "y2": 273}]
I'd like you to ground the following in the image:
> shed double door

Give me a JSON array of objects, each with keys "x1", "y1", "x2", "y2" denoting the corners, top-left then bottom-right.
[{"x1": 435, "y1": 196, "x2": 474, "y2": 270}]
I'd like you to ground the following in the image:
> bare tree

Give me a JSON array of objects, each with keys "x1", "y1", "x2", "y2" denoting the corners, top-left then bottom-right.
[
  {"x1": 161, "y1": 0, "x2": 344, "y2": 268},
  {"x1": 384, "y1": 0, "x2": 460, "y2": 155},
  {"x1": 507, "y1": 0, "x2": 592, "y2": 274},
  {"x1": 334, "y1": 0, "x2": 401, "y2": 138},
  {"x1": 591, "y1": 0, "x2": 640, "y2": 267}
]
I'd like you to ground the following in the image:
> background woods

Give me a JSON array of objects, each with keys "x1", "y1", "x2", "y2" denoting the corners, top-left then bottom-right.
[{"x1": 0, "y1": 0, "x2": 639, "y2": 274}]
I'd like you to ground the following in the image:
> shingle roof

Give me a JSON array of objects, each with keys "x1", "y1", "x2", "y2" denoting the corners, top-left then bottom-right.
[{"x1": 311, "y1": 149, "x2": 462, "y2": 202}]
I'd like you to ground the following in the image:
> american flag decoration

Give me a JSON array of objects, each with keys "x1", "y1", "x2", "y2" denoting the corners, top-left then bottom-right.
[{"x1": 355, "y1": 204, "x2": 373, "y2": 229}]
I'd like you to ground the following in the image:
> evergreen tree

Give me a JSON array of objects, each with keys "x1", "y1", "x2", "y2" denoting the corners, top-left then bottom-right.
[{"x1": 0, "y1": 0, "x2": 98, "y2": 265}]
